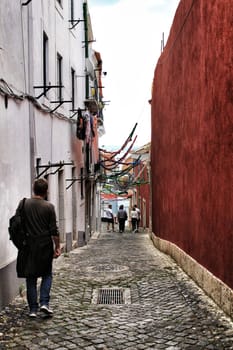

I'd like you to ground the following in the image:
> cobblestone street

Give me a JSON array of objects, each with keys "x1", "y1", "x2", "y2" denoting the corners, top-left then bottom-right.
[{"x1": 1, "y1": 231, "x2": 233, "y2": 349}]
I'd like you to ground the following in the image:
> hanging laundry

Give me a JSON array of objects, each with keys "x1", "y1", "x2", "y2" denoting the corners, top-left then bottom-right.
[
  {"x1": 92, "y1": 114, "x2": 99, "y2": 163},
  {"x1": 76, "y1": 108, "x2": 86, "y2": 140},
  {"x1": 90, "y1": 113, "x2": 96, "y2": 138},
  {"x1": 84, "y1": 109, "x2": 91, "y2": 144}
]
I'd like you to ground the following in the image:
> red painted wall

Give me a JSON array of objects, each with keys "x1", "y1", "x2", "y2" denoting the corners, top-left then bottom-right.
[{"x1": 151, "y1": 0, "x2": 233, "y2": 288}]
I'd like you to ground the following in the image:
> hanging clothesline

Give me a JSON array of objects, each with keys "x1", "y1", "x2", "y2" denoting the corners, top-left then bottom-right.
[
  {"x1": 100, "y1": 135, "x2": 138, "y2": 171},
  {"x1": 99, "y1": 122, "x2": 138, "y2": 158}
]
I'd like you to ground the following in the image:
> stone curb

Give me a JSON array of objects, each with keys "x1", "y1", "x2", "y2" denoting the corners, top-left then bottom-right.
[{"x1": 150, "y1": 232, "x2": 233, "y2": 319}]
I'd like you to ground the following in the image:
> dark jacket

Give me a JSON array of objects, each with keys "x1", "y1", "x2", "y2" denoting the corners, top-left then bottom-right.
[
  {"x1": 16, "y1": 198, "x2": 59, "y2": 278},
  {"x1": 117, "y1": 209, "x2": 128, "y2": 221}
]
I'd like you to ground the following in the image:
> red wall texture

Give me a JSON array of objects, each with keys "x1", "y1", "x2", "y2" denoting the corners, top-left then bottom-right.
[{"x1": 151, "y1": 0, "x2": 233, "y2": 288}]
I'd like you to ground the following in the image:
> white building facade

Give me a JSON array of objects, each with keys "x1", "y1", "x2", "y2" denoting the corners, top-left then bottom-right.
[{"x1": 0, "y1": 0, "x2": 103, "y2": 309}]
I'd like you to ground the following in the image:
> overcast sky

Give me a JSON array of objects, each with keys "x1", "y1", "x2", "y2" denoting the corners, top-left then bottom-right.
[{"x1": 88, "y1": 0, "x2": 180, "y2": 150}]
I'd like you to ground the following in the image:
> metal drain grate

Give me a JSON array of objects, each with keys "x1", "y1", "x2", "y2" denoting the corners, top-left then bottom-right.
[{"x1": 92, "y1": 288, "x2": 131, "y2": 305}]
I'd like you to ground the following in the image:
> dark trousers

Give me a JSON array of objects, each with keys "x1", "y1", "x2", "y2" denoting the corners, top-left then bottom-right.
[
  {"x1": 118, "y1": 219, "x2": 126, "y2": 232},
  {"x1": 131, "y1": 218, "x2": 137, "y2": 231}
]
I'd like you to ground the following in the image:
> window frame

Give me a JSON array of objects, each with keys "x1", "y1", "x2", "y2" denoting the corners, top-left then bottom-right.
[
  {"x1": 43, "y1": 31, "x2": 49, "y2": 96},
  {"x1": 70, "y1": 0, "x2": 74, "y2": 24},
  {"x1": 57, "y1": 53, "x2": 63, "y2": 102},
  {"x1": 80, "y1": 168, "x2": 84, "y2": 200},
  {"x1": 71, "y1": 67, "x2": 76, "y2": 111}
]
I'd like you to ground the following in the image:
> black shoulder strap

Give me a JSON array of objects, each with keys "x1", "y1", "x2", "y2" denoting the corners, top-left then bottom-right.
[
  {"x1": 18, "y1": 197, "x2": 26, "y2": 212},
  {"x1": 22, "y1": 197, "x2": 26, "y2": 209},
  {"x1": 20, "y1": 198, "x2": 27, "y2": 229}
]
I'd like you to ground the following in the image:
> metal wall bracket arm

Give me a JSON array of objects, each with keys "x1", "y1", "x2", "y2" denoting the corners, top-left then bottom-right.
[
  {"x1": 22, "y1": 0, "x2": 32, "y2": 6},
  {"x1": 36, "y1": 161, "x2": 74, "y2": 179},
  {"x1": 82, "y1": 39, "x2": 96, "y2": 44},
  {"x1": 91, "y1": 86, "x2": 105, "y2": 89},
  {"x1": 69, "y1": 107, "x2": 86, "y2": 119},
  {"x1": 50, "y1": 100, "x2": 73, "y2": 113},
  {"x1": 65, "y1": 178, "x2": 80, "y2": 190},
  {"x1": 34, "y1": 85, "x2": 64, "y2": 99},
  {"x1": 70, "y1": 111, "x2": 78, "y2": 119},
  {"x1": 50, "y1": 164, "x2": 64, "y2": 176},
  {"x1": 69, "y1": 19, "x2": 85, "y2": 30}
]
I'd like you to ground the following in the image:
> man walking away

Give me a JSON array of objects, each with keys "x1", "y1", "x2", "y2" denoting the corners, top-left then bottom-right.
[
  {"x1": 117, "y1": 204, "x2": 128, "y2": 233},
  {"x1": 105, "y1": 204, "x2": 114, "y2": 232},
  {"x1": 130, "y1": 207, "x2": 138, "y2": 233},
  {"x1": 15, "y1": 178, "x2": 61, "y2": 318},
  {"x1": 134, "y1": 204, "x2": 141, "y2": 232}
]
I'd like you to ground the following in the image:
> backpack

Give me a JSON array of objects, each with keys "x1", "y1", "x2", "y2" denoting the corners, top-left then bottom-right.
[{"x1": 8, "y1": 198, "x2": 27, "y2": 250}]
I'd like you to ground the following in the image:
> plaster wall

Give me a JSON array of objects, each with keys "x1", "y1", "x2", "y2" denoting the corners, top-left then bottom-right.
[
  {"x1": 0, "y1": 1, "x2": 26, "y2": 90},
  {"x1": 151, "y1": 0, "x2": 233, "y2": 288},
  {"x1": 0, "y1": 0, "x2": 88, "y2": 309},
  {"x1": 0, "y1": 97, "x2": 30, "y2": 269}
]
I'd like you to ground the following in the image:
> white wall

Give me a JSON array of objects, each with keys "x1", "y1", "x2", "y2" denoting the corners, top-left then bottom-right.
[
  {"x1": 0, "y1": 0, "x2": 31, "y2": 268},
  {"x1": 0, "y1": 0, "x2": 88, "y2": 282},
  {"x1": 0, "y1": 97, "x2": 31, "y2": 268},
  {"x1": 0, "y1": 1, "x2": 26, "y2": 90}
]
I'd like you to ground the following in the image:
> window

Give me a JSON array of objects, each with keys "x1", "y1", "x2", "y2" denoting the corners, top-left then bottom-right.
[
  {"x1": 71, "y1": 68, "x2": 76, "y2": 111},
  {"x1": 43, "y1": 32, "x2": 48, "y2": 96},
  {"x1": 57, "y1": 53, "x2": 63, "y2": 101}
]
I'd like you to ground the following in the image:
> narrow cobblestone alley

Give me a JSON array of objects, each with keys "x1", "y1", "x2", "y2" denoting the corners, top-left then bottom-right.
[{"x1": 1, "y1": 231, "x2": 233, "y2": 349}]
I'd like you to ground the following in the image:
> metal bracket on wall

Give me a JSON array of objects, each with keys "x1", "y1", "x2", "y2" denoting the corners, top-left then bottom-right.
[
  {"x1": 50, "y1": 100, "x2": 73, "y2": 113},
  {"x1": 66, "y1": 178, "x2": 81, "y2": 190},
  {"x1": 34, "y1": 85, "x2": 64, "y2": 99},
  {"x1": 69, "y1": 108, "x2": 86, "y2": 119},
  {"x1": 22, "y1": 0, "x2": 32, "y2": 6},
  {"x1": 82, "y1": 39, "x2": 96, "y2": 49},
  {"x1": 69, "y1": 110, "x2": 79, "y2": 119},
  {"x1": 69, "y1": 19, "x2": 85, "y2": 30},
  {"x1": 82, "y1": 40, "x2": 96, "y2": 44},
  {"x1": 36, "y1": 161, "x2": 74, "y2": 179},
  {"x1": 91, "y1": 86, "x2": 105, "y2": 89}
]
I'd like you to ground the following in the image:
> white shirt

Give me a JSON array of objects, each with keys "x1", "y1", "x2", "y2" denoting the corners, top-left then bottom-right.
[
  {"x1": 135, "y1": 207, "x2": 140, "y2": 219},
  {"x1": 105, "y1": 208, "x2": 113, "y2": 219},
  {"x1": 131, "y1": 210, "x2": 138, "y2": 219}
]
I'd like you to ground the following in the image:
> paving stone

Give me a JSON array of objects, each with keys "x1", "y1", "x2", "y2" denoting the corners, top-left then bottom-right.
[{"x1": 1, "y1": 232, "x2": 233, "y2": 349}]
